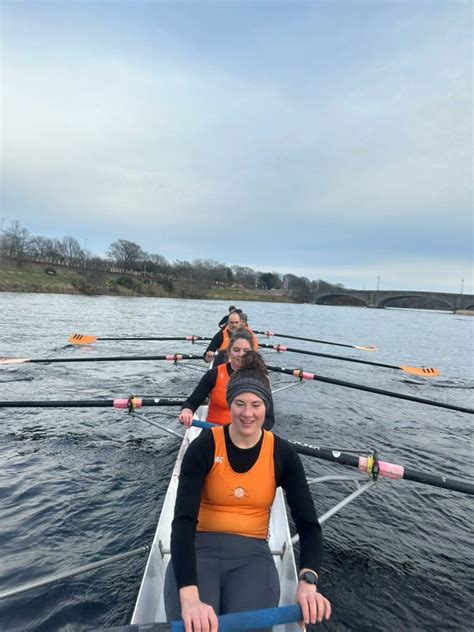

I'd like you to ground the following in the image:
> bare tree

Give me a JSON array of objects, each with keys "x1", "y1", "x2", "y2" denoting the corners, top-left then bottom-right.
[
  {"x1": 2, "y1": 221, "x2": 31, "y2": 265},
  {"x1": 58, "y1": 236, "x2": 85, "y2": 264},
  {"x1": 107, "y1": 239, "x2": 145, "y2": 270},
  {"x1": 232, "y1": 265, "x2": 257, "y2": 288}
]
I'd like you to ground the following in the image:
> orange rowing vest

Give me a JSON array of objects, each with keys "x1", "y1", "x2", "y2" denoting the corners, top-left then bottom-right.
[
  {"x1": 206, "y1": 363, "x2": 231, "y2": 425},
  {"x1": 218, "y1": 326, "x2": 259, "y2": 351},
  {"x1": 218, "y1": 327, "x2": 231, "y2": 351},
  {"x1": 245, "y1": 326, "x2": 259, "y2": 350},
  {"x1": 197, "y1": 427, "x2": 276, "y2": 539}
]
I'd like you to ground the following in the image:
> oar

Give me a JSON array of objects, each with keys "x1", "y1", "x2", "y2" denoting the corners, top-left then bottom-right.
[
  {"x1": 171, "y1": 605, "x2": 304, "y2": 632},
  {"x1": 266, "y1": 365, "x2": 473, "y2": 414},
  {"x1": 289, "y1": 440, "x2": 474, "y2": 496},
  {"x1": 68, "y1": 333, "x2": 211, "y2": 345},
  {"x1": 259, "y1": 343, "x2": 439, "y2": 377},
  {"x1": 0, "y1": 396, "x2": 187, "y2": 408},
  {"x1": 110, "y1": 606, "x2": 306, "y2": 631},
  {"x1": 0, "y1": 353, "x2": 204, "y2": 365},
  {"x1": 192, "y1": 421, "x2": 474, "y2": 496},
  {"x1": 255, "y1": 329, "x2": 377, "y2": 351},
  {"x1": 0, "y1": 546, "x2": 151, "y2": 601}
]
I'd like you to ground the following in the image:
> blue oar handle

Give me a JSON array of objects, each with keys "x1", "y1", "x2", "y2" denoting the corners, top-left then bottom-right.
[
  {"x1": 171, "y1": 604, "x2": 303, "y2": 631},
  {"x1": 191, "y1": 419, "x2": 217, "y2": 429}
]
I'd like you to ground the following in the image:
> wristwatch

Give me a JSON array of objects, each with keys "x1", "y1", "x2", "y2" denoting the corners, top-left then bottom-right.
[{"x1": 299, "y1": 570, "x2": 318, "y2": 586}]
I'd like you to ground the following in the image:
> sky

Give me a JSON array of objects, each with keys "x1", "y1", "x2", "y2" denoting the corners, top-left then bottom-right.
[{"x1": 1, "y1": 0, "x2": 472, "y2": 293}]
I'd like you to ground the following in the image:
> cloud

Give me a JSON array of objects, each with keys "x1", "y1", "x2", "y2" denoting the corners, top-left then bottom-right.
[{"x1": 1, "y1": 1, "x2": 471, "y2": 292}]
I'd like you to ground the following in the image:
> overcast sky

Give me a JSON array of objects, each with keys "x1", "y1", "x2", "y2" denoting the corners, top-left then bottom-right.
[{"x1": 1, "y1": 1, "x2": 472, "y2": 293}]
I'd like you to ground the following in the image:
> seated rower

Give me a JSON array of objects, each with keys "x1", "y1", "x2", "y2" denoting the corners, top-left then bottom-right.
[
  {"x1": 218, "y1": 305, "x2": 242, "y2": 329},
  {"x1": 179, "y1": 330, "x2": 274, "y2": 430},
  {"x1": 204, "y1": 310, "x2": 243, "y2": 363},
  {"x1": 165, "y1": 351, "x2": 331, "y2": 632},
  {"x1": 238, "y1": 312, "x2": 259, "y2": 349}
]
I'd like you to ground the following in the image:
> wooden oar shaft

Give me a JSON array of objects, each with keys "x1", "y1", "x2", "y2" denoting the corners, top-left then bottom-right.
[
  {"x1": 266, "y1": 365, "x2": 472, "y2": 414},
  {"x1": 289, "y1": 441, "x2": 474, "y2": 495},
  {"x1": 259, "y1": 343, "x2": 398, "y2": 369},
  {"x1": 0, "y1": 397, "x2": 187, "y2": 408},
  {"x1": 254, "y1": 330, "x2": 369, "y2": 350}
]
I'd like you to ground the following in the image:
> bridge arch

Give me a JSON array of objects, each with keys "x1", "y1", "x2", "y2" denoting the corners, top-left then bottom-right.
[
  {"x1": 378, "y1": 295, "x2": 453, "y2": 310},
  {"x1": 315, "y1": 293, "x2": 368, "y2": 307}
]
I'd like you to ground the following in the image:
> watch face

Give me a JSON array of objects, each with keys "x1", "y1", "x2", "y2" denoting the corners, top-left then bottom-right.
[{"x1": 302, "y1": 571, "x2": 318, "y2": 585}]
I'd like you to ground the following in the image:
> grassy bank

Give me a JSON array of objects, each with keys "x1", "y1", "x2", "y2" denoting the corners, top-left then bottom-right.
[{"x1": 0, "y1": 262, "x2": 294, "y2": 303}]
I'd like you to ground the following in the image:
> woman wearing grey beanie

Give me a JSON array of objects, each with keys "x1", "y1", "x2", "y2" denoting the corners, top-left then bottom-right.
[{"x1": 166, "y1": 351, "x2": 331, "y2": 632}]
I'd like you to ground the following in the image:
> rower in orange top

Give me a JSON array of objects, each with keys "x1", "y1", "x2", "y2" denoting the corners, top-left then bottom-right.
[
  {"x1": 218, "y1": 305, "x2": 242, "y2": 329},
  {"x1": 238, "y1": 312, "x2": 259, "y2": 350},
  {"x1": 203, "y1": 310, "x2": 243, "y2": 363},
  {"x1": 166, "y1": 351, "x2": 331, "y2": 632},
  {"x1": 179, "y1": 330, "x2": 274, "y2": 430}
]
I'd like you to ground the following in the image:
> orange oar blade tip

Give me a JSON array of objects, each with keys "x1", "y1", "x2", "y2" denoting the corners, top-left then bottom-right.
[
  {"x1": 400, "y1": 366, "x2": 440, "y2": 378},
  {"x1": 0, "y1": 357, "x2": 29, "y2": 365},
  {"x1": 354, "y1": 345, "x2": 378, "y2": 352},
  {"x1": 68, "y1": 333, "x2": 98, "y2": 345}
]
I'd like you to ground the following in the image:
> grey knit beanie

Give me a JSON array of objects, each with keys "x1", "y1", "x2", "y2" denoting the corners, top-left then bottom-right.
[{"x1": 226, "y1": 376, "x2": 272, "y2": 410}]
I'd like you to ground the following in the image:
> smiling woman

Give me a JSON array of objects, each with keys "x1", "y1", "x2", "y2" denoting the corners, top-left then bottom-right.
[
  {"x1": 166, "y1": 352, "x2": 331, "y2": 632},
  {"x1": 179, "y1": 329, "x2": 276, "y2": 429}
]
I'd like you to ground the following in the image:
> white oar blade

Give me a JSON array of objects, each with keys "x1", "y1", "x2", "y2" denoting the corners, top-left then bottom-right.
[{"x1": 0, "y1": 358, "x2": 30, "y2": 365}]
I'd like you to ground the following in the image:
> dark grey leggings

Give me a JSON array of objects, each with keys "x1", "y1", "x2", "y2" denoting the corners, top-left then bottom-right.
[{"x1": 165, "y1": 532, "x2": 280, "y2": 631}]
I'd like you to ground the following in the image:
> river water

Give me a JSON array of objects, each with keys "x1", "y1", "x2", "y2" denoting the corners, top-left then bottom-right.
[{"x1": 0, "y1": 293, "x2": 472, "y2": 631}]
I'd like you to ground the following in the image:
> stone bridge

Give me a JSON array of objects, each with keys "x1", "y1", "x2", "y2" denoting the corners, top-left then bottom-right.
[{"x1": 311, "y1": 289, "x2": 474, "y2": 311}]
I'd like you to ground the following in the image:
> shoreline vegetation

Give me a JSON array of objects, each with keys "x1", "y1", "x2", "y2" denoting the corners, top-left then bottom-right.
[
  {"x1": 0, "y1": 261, "x2": 293, "y2": 303},
  {"x1": 0, "y1": 261, "x2": 473, "y2": 315},
  {"x1": 1, "y1": 223, "x2": 472, "y2": 311}
]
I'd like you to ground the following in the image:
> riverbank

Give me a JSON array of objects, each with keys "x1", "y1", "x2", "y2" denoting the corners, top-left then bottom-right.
[{"x1": 0, "y1": 261, "x2": 294, "y2": 303}]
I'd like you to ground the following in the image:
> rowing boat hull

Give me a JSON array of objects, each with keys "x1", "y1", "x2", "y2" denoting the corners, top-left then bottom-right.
[{"x1": 131, "y1": 422, "x2": 300, "y2": 630}]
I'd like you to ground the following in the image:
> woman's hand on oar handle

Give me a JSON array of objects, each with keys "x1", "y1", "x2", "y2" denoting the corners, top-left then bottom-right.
[
  {"x1": 179, "y1": 408, "x2": 194, "y2": 428},
  {"x1": 180, "y1": 585, "x2": 218, "y2": 632},
  {"x1": 205, "y1": 351, "x2": 215, "y2": 363},
  {"x1": 296, "y1": 570, "x2": 331, "y2": 628}
]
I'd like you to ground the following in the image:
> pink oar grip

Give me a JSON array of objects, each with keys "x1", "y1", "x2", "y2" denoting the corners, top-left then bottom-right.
[
  {"x1": 113, "y1": 398, "x2": 143, "y2": 409},
  {"x1": 358, "y1": 457, "x2": 404, "y2": 480}
]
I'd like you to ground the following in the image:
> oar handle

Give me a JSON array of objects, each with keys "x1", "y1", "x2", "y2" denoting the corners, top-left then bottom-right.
[
  {"x1": 191, "y1": 419, "x2": 216, "y2": 429},
  {"x1": 171, "y1": 604, "x2": 303, "y2": 631}
]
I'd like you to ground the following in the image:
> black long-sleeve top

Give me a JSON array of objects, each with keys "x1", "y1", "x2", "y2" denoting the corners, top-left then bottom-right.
[
  {"x1": 181, "y1": 363, "x2": 275, "y2": 430},
  {"x1": 204, "y1": 329, "x2": 225, "y2": 355},
  {"x1": 171, "y1": 425, "x2": 323, "y2": 589}
]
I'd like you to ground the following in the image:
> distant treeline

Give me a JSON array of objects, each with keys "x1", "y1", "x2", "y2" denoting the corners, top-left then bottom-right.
[{"x1": 0, "y1": 220, "x2": 346, "y2": 302}]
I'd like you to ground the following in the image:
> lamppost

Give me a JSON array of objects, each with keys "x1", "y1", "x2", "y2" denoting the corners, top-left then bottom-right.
[{"x1": 374, "y1": 276, "x2": 380, "y2": 308}]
